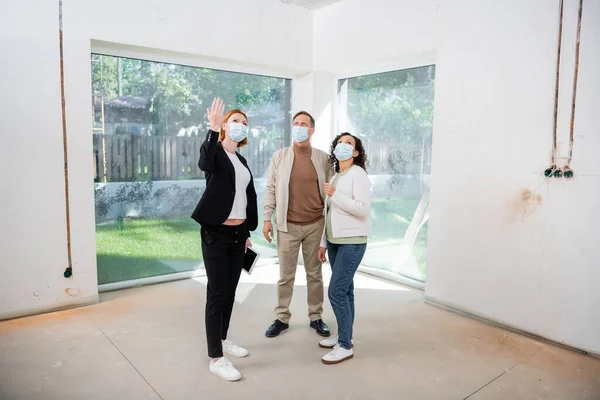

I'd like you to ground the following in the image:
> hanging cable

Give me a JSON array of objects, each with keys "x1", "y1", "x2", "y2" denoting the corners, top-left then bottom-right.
[
  {"x1": 567, "y1": 0, "x2": 584, "y2": 167},
  {"x1": 59, "y1": 0, "x2": 73, "y2": 277},
  {"x1": 550, "y1": 0, "x2": 564, "y2": 168}
]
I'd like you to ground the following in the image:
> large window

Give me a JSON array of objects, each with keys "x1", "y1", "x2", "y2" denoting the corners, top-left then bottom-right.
[
  {"x1": 338, "y1": 65, "x2": 435, "y2": 281},
  {"x1": 92, "y1": 54, "x2": 290, "y2": 285}
]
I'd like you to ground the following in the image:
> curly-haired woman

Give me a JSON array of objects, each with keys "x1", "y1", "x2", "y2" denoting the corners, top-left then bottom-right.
[{"x1": 317, "y1": 132, "x2": 371, "y2": 365}]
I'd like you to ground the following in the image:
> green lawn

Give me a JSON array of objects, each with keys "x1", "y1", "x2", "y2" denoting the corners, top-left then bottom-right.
[
  {"x1": 96, "y1": 218, "x2": 202, "y2": 285},
  {"x1": 370, "y1": 198, "x2": 420, "y2": 237},
  {"x1": 96, "y1": 197, "x2": 429, "y2": 284}
]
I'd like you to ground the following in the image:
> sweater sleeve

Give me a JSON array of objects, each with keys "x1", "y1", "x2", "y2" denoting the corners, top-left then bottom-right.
[
  {"x1": 263, "y1": 151, "x2": 278, "y2": 221},
  {"x1": 319, "y1": 221, "x2": 327, "y2": 248}
]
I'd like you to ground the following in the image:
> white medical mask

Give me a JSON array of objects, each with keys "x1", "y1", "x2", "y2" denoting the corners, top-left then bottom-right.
[
  {"x1": 333, "y1": 142, "x2": 354, "y2": 161},
  {"x1": 227, "y1": 123, "x2": 248, "y2": 143},
  {"x1": 291, "y1": 126, "x2": 309, "y2": 143}
]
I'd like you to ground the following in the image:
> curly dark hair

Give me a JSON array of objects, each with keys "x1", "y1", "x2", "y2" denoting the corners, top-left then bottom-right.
[{"x1": 329, "y1": 132, "x2": 368, "y2": 173}]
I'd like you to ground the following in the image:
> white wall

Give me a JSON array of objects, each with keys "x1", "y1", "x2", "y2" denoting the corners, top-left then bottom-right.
[
  {"x1": 313, "y1": 0, "x2": 438, "y2": 76},
  {"x1": 311, "y1": 0, "x2": 439, "y2": 151},
  {"x1": 1, "y1": 0, "x2": 313, "y2": 319},
  {"x1": 313, "y1": 0, "x2": 600, "y2": 355},
  {"x1": 0, "y1": 0, "x2": 98, "y2": 319},
  {"x1": 426, "y1": 0, "x2": 600, "y2": 355},
  {"x1": 65, "y1": 0, "x2": 314, "y2": 74}
]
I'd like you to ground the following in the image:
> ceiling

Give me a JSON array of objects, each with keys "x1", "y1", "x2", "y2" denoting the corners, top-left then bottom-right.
[{"x1": 279, "y1": 0, "x2": 345, "y2": 10}]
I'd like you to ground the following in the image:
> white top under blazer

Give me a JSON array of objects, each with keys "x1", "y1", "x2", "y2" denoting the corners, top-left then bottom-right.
[{"x1": 225, "y1": 151, "x2": 251, "y2": 219}]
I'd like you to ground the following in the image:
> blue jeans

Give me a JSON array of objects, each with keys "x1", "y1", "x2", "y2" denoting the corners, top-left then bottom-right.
[{"x1": 327, "y1": 242, "x2": 367, "y2": 350}]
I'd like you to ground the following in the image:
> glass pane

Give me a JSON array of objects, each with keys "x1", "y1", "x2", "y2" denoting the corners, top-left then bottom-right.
[
  {"x1": 338, "y1": 65, "x2": 435, "y2": 281},
  {"x1": 92, "y1": 54, "x2": 288, "y2": 285}
]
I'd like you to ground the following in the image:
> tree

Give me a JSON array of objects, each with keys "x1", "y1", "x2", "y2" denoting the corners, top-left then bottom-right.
[
  {"x1": 343, "y1": 66, "x2": 435, "y2": 145},
  {"x1": 340, "y1": 66, "x2": 436, "y2": 176},
  {"x1": 91, "y1": 55, "x2": 288, "y2": 137}
]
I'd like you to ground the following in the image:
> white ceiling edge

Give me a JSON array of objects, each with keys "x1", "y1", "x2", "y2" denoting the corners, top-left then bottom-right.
[{"x1": 279, "y1": 0, "x2": 344, "y2": 10}]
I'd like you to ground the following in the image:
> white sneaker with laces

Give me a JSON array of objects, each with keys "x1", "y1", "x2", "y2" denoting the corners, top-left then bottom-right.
[
  {"x1": 209, "y1": 357, "x2": 242, "y2": 381},
  {"x1": 222, "y1": 340, "x2": 249, "y2": 358},
  {"x1": 322, "y1": 344, "x2": 354, "y2": 365},
  {"x1": 319, "y1": 335, "x2": 353, "y2": 349}
]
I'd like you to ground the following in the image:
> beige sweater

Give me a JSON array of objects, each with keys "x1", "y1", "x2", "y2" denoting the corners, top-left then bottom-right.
[{"x1": 264, "y1": 146, "x2": 332, "y2": 233}]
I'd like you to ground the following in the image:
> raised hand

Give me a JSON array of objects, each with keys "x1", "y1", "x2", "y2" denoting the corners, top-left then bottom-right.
[{"x1": 207, "y1": 97, "x2": 225, "y2": 132}]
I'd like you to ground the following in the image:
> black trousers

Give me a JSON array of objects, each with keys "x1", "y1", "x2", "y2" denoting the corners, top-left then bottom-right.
[{"x1": 201, "y1": 222, "x2": 246, "y2": 358}]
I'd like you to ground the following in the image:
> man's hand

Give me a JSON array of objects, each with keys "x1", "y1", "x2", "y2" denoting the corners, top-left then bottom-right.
[
  {"x1": 318, "y1": 247, "x2": 327, "y2": 264},
  {"x1": 263, "y1": 221, "x2": 274, "y2": 243}
]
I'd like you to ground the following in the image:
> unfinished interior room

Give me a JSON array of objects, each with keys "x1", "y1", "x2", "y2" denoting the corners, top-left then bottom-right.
[{"x1": 1, "y1": 0, "x2": 599, "y2": 398}]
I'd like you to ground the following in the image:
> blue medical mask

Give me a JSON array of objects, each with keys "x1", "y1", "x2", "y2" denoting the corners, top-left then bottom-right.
[
  {"x1": 227, "y1": 123, "x2": 248, "y2": 143},
  {"x1": 333, "y1": 142, "x2": 354, "y2": 161},
  {"x1": 292, "y1": 126, "x2": 309, "y2": 143}
]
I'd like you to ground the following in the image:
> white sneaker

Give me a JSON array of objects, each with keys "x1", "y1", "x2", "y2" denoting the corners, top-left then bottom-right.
[
  {"x1": 322, "y1": 344, "x2": 354, "y2": 365},
  {"x1": 319, "y1": 335, "x2": 353, "y2": 349},
  {"x1": 319, "y1": 335, "x2": 339, "y2": 349},
  {"x1": 209, "y1": 357, "x2": 242, "y2": 381},
  {"x1": 222, "y1": 340, "x2": 249, "y2": 358}
]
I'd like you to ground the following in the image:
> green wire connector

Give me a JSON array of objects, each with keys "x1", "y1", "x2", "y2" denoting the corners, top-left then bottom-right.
[{"x1": 564, "y1": 168, "x2": 574, "y2": 179}]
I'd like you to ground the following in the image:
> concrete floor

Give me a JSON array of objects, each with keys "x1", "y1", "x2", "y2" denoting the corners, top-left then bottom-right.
[{"x1": 1, "y1": 265, "x2": 599, "y2": 400}]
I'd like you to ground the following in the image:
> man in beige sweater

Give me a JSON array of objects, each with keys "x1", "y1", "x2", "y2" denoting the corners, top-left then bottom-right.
[{"x1": 263, "y1": 111, "x2": 333, "y2": 338}]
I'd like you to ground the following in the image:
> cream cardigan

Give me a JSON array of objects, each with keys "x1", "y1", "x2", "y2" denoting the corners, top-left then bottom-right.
[{"x1": 320, "y1": 165, "x2": 371, "y2": 247}]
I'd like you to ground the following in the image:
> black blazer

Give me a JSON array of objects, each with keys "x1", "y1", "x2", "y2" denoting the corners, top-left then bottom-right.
[{"x1": 191, "y1": 130, "x2": 258, "y2": 237}]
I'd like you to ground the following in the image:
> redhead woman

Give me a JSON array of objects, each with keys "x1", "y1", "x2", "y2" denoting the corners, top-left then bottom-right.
[{"x1": 191, "y1": 98, "x2": 258, "y2": 381}]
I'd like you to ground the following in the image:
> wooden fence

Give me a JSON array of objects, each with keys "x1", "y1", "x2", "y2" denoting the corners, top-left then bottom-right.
[
  {"x1": 93, "y1": 134, "x2": 431, "y2": 183},
  {"x1": 93, "y1": 134, "x2": 284, "y2": 182}
]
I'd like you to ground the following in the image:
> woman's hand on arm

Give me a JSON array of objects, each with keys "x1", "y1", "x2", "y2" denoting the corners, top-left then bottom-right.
[{"x1": 324, "y1": 182, "x2": 336, "y2": 197}]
